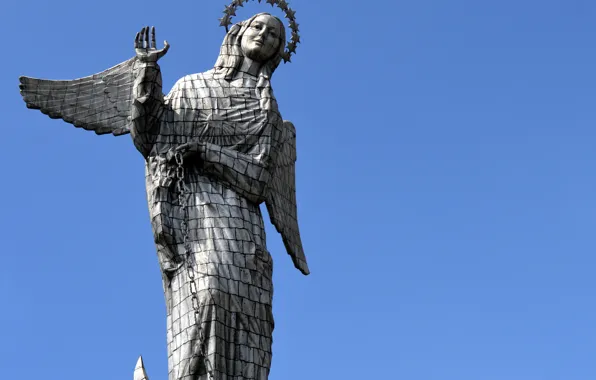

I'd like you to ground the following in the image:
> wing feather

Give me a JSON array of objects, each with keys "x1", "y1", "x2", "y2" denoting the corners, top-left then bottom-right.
[
  {"x1": 265, "y1": 120, "x2": 310, "y2": 275},
  {"x1": 19, "y1": 57, "x2": 138, "y2": 136}
]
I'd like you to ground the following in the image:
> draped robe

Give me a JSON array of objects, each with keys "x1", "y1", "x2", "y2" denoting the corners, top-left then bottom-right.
[
  {"x1": 19, "y1": 21, "x2": 309, "y2": 378},
  {"x1": 138, "y1": 68, "x2": 285, "y2": 380}
]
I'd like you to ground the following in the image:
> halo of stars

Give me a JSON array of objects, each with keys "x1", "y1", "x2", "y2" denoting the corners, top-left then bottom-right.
[{"x1": 219, "y1": 0, "x2": 300, "y2": 63}]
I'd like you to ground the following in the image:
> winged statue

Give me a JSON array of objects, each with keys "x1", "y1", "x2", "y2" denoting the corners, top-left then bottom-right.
[{"x1": 20, "y1": 7, "x2": 308, "y2": 380}]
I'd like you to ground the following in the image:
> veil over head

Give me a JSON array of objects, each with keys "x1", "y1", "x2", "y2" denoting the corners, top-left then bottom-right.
[{"x1": 214, "y1": 13, "x2": 287, "y2": 111}]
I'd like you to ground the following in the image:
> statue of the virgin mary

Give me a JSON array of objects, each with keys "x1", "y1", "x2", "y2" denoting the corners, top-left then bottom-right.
[{"x1": 19, "y1": 3, "x2": 308, "y2": 380}]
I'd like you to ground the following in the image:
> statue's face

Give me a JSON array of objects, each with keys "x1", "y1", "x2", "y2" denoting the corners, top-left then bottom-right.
[{"x1": 241, "y1": 15, "x2": 283, "y2": 63}]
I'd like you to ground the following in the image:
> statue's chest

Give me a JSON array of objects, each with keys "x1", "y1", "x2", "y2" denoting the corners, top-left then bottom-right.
[
  {"x1": 166, "y1": 77, "x2": 276, "y2": 153},
  {"x1": 172, "y1": 78, "x2": 263, "y2": 124}
]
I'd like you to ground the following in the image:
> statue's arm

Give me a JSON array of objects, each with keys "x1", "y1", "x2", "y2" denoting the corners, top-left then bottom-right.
[
  {"x1": 130, "y1": 26, "x2": 170, "y2": 158},
  {"x1": 202, "y1": 142, "x2": 272, "y2": 204},
  {"x1": 173, "y1": 142, "x2": 271, "y2": 204},
  {"x1": 130, "y1": 62, "x2": 164, "y2": 158}
]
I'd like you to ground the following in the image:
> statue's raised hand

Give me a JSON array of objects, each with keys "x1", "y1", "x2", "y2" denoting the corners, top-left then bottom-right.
[{"x1": 135, "y1": 26, "x2": 169, "y2": 63}]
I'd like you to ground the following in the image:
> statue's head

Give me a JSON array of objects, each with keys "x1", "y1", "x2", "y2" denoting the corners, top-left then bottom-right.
[
  {"x1": 215, "y1": 13, "x2": 287, "y2": 80},
  {"x1": 241, "y1": 14, "x2": 284, "y2": 63}
]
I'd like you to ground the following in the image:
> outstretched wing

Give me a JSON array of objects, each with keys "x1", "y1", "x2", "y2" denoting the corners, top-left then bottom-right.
[
  {"x1": 265, "y1": 120, "x2": 310, "y2": 275},
  {"x1": 19, "y1": 57, "x2": 138, "y2": 136}
]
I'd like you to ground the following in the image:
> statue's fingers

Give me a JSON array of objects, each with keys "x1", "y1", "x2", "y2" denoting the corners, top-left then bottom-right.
[
  {"x1": 157, "y1": 40, "x2": 170, "y2": 59},
  {"x1": 151, "y1": 26, "x2": 156, "y2": 49},
  {"x1": 144, "y1": 26, "x2": 150, "y2": 49},
  {"x1": 166, "y1": 149, "x2": 175, "y2": 163},
  {"x1": 135, "y1": 32, "x2": 141, "y2": 49},
  {"x1": 139, "y1": 27, "x2": 146, "y2": 48}
]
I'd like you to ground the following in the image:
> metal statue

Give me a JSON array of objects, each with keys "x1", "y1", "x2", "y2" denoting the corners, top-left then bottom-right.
[{"x1": 19, "y1": 1, "x2": 308, "y2": 379}]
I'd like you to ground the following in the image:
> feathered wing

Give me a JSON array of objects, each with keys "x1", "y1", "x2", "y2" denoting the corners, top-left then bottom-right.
[
  {"x1": 266, "y1": 120, "x2": 310, "y2": 275},
  {"x1": 19, "y1": 57, "x2": 138, "y2": 136}
]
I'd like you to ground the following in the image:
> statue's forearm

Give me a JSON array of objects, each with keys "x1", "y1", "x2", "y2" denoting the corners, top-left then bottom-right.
[
  {"x1": 131, "y1": 62, "x2": 164, "y2": 158},
  {"x1": 179, "y1": 142, "x2": 272, "y2": 204}
]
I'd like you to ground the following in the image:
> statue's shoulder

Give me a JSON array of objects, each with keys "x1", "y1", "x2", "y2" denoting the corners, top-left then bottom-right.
[
  {"x1": 170, "y1": 69, "x2": 217, "y2": 90},
  {"x1": 166, "y1": 71, "x2": 216, "y2": 100}
]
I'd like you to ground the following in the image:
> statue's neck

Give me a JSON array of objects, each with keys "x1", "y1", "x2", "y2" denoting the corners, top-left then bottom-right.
[{"x1": 237, "y1": 57, "x2": 263, "y2": 77}]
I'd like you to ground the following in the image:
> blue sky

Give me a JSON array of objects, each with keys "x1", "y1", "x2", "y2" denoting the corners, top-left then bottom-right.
[{"x1": 2, "y1": 0, "x2": 596, "y2": 379}]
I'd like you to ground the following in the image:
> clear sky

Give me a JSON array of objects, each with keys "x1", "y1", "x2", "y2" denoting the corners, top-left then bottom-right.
[{"x1": 1, "y1": 0, "x2": 596, "y2": 379}]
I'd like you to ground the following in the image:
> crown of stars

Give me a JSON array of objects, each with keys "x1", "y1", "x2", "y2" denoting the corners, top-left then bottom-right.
[{"x1": 219, "y1": 0, "x2": 301, "y2": 63}]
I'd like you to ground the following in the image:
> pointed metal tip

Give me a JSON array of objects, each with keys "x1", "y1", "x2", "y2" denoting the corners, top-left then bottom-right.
[{"x1": 134, "y1": 356, "x2": 149, "y2": 380}]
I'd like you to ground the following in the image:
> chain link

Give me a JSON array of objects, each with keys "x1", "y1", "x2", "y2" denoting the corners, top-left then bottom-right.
[{"x1": 174, "y1": 151, "x2": 214, "y2": 380}]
